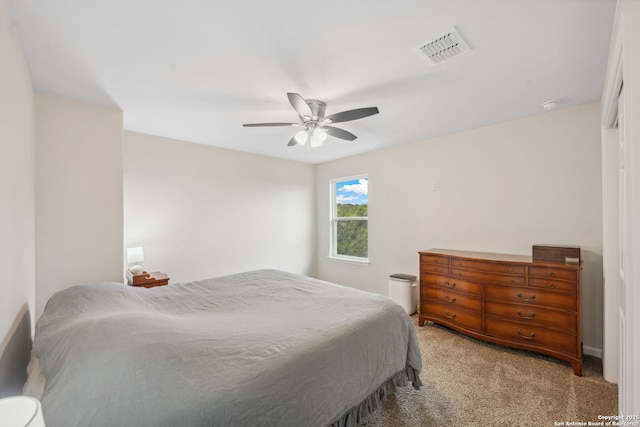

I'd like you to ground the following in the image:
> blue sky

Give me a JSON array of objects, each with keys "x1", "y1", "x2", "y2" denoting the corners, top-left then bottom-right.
[{"x1": 336, "y1": 178, "x2": 368, "y2": 205}]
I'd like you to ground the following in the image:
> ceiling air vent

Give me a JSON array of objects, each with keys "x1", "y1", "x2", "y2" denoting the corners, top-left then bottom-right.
[{"x1": 416, "y1": 27, "x2": 471, "y2": 65}]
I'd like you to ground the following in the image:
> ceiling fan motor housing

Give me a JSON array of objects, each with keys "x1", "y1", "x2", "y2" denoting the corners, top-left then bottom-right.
[{"x1": 304, "y1": 99, "x2": 326, "y2": 120}]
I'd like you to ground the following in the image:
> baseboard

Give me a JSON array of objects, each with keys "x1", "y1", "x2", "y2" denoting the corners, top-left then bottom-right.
[{"x1": 583, "y1": 345, "x2": 602, "y2": 359}]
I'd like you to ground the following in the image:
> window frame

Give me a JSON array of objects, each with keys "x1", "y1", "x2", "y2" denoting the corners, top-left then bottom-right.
[{"x1": 329, "y1": 174, "x2": 370, "y2": 265}]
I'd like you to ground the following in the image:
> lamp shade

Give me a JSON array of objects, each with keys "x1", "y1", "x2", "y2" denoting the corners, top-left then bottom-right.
[
  {"x1": 294, "y1": 130, "x2": 308, "y2": 145},
  {"x1": 0, "y1": 396, "x2": 46, "y2": 427},
  {"x1": 310, "y1": 128, "x2": 327, "y2": 147},
  {"x1": 126, "y1": 247, "x2": 144, "y2": 264}
]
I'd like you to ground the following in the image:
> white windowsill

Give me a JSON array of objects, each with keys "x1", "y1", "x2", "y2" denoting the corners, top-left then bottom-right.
[{"x1": 327, "y1": 255, "x2": 370, "y2": 267}]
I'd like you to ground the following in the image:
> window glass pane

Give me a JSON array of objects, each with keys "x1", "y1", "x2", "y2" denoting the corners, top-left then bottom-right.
[
  {"x1": 335, "y1": 178, "x2": 368, "y2": 217},
  {"x1": 336, "y1": 220, "x2": 368, "y2": 258}
]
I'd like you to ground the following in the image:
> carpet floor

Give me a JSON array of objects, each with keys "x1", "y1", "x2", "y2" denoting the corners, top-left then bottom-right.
[{"x1": 360, "y1": 316, "x2": 618, "y2": 427}]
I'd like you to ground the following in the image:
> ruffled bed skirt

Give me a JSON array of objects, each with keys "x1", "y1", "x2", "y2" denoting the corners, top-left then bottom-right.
[{"x1": 329, "y1": 366, "x2": 422, "y2": 427}]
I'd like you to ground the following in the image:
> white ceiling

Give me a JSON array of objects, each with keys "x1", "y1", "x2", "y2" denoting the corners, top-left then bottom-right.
[{"x1": 9, "y1": 0, "x2": 616, "y2": 164}]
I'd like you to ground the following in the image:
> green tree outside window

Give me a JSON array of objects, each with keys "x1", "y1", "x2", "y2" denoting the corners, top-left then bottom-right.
[{"x1": 332, "y1": 177, "x2": 368, "y2": 261}]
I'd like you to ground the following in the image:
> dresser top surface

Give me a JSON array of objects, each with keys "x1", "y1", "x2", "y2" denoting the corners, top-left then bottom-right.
[
  {"x1": 420, "y1": 248, "x2": 533, "y2": 263},
  {"x1": 420, "y1": 248, "x2": 582, "y2": 268}
]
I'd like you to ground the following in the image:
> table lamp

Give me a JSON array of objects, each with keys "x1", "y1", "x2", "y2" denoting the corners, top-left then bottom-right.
[
  {"x1": 0, "y1": 396, "x2": 46, "y2": 427},
  {"x1": 126, "y1": 246, "x2": 144, "y2": 275}
]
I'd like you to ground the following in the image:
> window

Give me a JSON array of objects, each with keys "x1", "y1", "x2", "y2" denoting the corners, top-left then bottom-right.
[{"x1": 330, "y1": 175, "x2": 369, "y2": 263}]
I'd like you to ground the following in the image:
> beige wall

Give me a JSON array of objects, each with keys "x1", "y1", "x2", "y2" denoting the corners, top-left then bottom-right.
[
  {"x1": 35, "y1": 94, "x2": 124, "y2": 317},
  {"x1": 316, "y1": 102, "x2": 604, "y2": 355},
  {"x1": 0, "y1": 0, "x2": 35, "y2": 354},
  {"x1": 124, "y1": 131, "x2": 316, "y2": 283}
]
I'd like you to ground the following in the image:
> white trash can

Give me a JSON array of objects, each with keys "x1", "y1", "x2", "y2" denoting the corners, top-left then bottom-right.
[{"x1": 388, "y1": 273, "x2": 417, "y2": 314}]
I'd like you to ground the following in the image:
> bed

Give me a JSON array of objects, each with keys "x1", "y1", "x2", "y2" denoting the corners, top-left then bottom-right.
[{"x1": 28, "y1": 269, "x2": 422, "y2": 427}]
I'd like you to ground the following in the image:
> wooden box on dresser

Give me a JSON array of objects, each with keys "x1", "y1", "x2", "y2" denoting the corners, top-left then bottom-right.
[{"x1": 418, "y1": 249, "x2": 582, "y2": 376}]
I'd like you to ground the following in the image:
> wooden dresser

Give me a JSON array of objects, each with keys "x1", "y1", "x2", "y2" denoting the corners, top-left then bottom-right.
[{"x1": 419, "y1": 249, "x2": 582, "y2": 376}]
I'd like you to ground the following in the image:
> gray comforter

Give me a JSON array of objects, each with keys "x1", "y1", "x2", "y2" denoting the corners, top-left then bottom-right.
[{"x1": 34, "y1": 269, "x2": 422, "y2": 427}]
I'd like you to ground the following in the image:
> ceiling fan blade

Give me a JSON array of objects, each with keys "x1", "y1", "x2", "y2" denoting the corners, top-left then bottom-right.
[
  {"x1": 242, "y1": 123, "x2": 297, "y2": 127},
  {"x1": 325, "y1": 107, "x2": 379, "y2": 123},
  {"x1": 324, "y1": 126, "x2": 357, "y2": 141},
  {"x1": 287, "y1": 136, "x2": 299, "y2": 147},
  {"x1": 287, "y1": 93, "x2": 313, "y2": 117}
]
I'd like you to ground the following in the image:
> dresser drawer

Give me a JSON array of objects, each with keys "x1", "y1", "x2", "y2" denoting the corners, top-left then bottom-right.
[
  {"x1": 421, "y1": 254, "x2": 450, "y2": 266},
  {"x1": 451, "y1": 258, "x2": 525, "y2": 275},
  {"x1": 485, "y1": 285, "x2": 577, "y2": 310},
  {"x1": 440, "y1": 277, "x2": 482, "y2": 296},
  {"x1": 421, "y1": 264, "x2": 449, "y2": 274},
  {"x1": 420, "y1": 284, "x2": 439, "y2": 300},
  {"x1": 528, "y1": 266, "x2": 577, "y2": 282},
  {"x1": 451, "y1": 268, "x2": 525, "y2": 286},
  {"x1": 485, "y1": 318, "x2": 577, "y2": 355},
  {"x1": 421, "y1": 273, "x2": 449, "y2": 287},
  {"x1": 434, "y1": 289, "x2": 482, "y2": 312},
  {"x1": 424, "y1": 303, "x2": 482, "y2": 332},
  {"x1": 421, "y1": 275, "x2": 482, "y2": 296},
  {"x1": 485, "y1": 301, "x2": 577, "y2": 332},
  {"x1": 528, "y1": 277, "x2": 576, "y2": 292}
]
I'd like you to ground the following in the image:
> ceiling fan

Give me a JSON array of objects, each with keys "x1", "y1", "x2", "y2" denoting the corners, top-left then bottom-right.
[{"x1": 243, "y1": 93, "x2": 379, "y2": 148}]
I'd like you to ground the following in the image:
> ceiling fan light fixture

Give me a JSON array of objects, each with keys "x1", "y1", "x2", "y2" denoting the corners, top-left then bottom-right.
[
  {"x1": 310, "y1": 128, "x2": 327, "y2": 147},
  {"x1": 294, "y1": 130, "x2": 309, "y2": 145}
]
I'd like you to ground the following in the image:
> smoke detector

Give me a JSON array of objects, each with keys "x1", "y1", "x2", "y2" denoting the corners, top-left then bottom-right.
[
  {"x1": 541, "y1": 100, "x2": 561, "y2": 111},
  {"x1": 416, "y1": 27, "x2": 471, "y2": 65}
]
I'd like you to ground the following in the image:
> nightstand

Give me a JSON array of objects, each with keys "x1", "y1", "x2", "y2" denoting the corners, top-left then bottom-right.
[{"x1": 127, "y1": 271, "x2": 170, "y2": 288}]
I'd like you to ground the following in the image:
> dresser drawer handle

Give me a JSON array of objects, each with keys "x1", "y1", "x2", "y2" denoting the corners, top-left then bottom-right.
[
  {"x1": 517, "y1": 293, "x2": 536, "y2": 302},
  {"x1": 517, "y1": 310, "x2": 536, "y2": 320},
  {"x1": 517, "y1": 330, "x2": 536, "y2": 340},
  {"x1": 445, "y1": 295, "x2": 457, "y2": 303},
  {"x1": 445, "y1": 310, "x2": 457, "y2": 320},
  {"x1": 548, "y1": 272, "x2": 555, "y2": 278},
  {"x1": 509, "y1": 268, "x2": 515, "y2": 273},
  {"x1": 457, "y1": 262, "x2": 463, "y2": 267},
  {"x1": 549, "y1": 283, "x2": 556, "y2": 289},
  {"x1": 444, "y1": 281, "x2": 456, "y2": 289}
]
